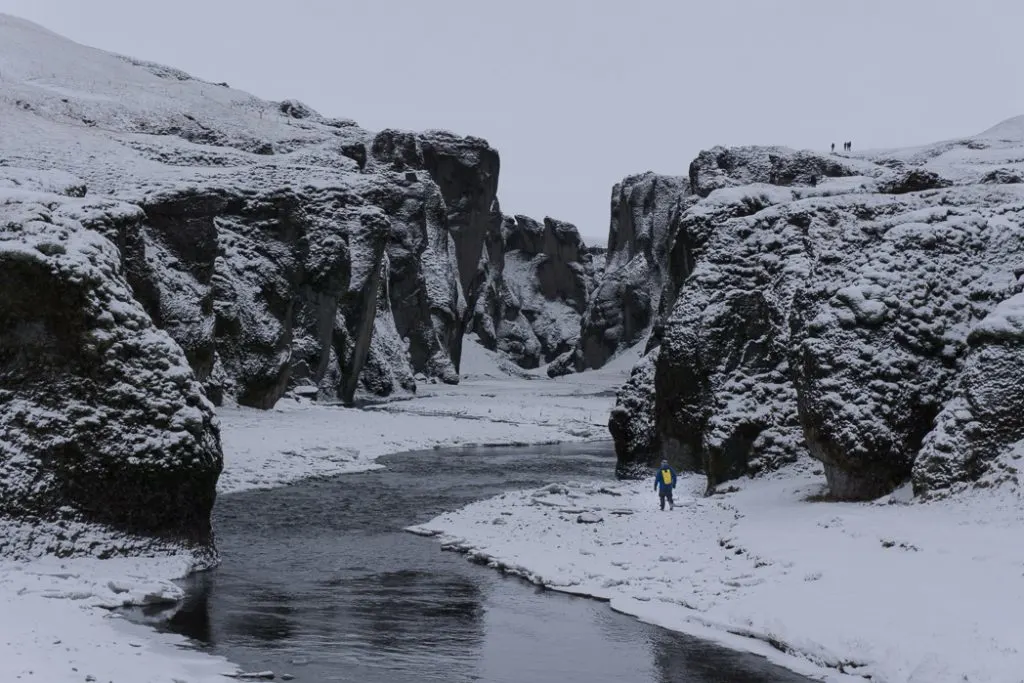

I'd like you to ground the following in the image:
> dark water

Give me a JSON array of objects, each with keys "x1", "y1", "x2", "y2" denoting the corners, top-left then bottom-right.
[{"x1": 146, "y1": 442, "x2": 815, "y2": 683}]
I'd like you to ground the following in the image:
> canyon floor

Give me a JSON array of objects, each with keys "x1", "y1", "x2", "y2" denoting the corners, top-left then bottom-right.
[{"x1": 2, "y1": 340, "x2": 1021, "y2": 683}]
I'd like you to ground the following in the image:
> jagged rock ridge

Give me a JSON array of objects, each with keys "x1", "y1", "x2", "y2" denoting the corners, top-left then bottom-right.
[{"x1": 550, "y1": 173, "x2": 690, "y2": 376}]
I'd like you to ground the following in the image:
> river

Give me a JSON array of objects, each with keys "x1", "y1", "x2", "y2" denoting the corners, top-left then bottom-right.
[{"x1": 143, "y1": 441, "x2": 816, "y2": 683}]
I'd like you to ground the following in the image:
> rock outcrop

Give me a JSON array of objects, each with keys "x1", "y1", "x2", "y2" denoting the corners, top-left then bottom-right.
[
  {"x1": 0, "y1": 182, "x2": 222, "y2": 558},
  {"x1": 123, "y1": 181, "x2": 394, "y2": 409},
  {"x1": 612, "y1": 129, "x2": 1024, "y2": 499},
  {"x1": 472, "y1": 214, "x2": 595, "y2": 368},
  {"x1": 560, "y1": 173, "x2": 689, "y2": 375},
  {"x1": 0, "y1": 14, "x2": 537, "y2": 558},
  {"x1": 370, "y1": 129, "x2": 501, "y2": 375}
]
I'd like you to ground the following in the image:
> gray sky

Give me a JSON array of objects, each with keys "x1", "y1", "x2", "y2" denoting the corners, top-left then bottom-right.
[{"x1": 2, "y1": 0, "x2": 1023, "y2": 246}]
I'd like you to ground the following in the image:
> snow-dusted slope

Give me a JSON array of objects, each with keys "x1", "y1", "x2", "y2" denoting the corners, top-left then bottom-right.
[{"x1": 612, "y1": 125, "x2": 1024, "y2": 498}]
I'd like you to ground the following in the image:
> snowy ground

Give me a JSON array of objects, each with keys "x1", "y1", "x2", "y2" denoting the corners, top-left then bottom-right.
[
  {"x1": 217, "y1": 340, "x2": 634, "y2": 495},
  {"x1": 410, "y1": 466, "x2": 1024, "y2": 683},
  {"x1": 0, "y1": 341, "x2": 634, "y2": 683}
]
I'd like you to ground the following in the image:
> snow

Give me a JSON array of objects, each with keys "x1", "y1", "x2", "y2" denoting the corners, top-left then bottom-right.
[
  {"x1": 458, "y1": 336, "x2": 536, "y2": 379},
  {"x1": 0, "y1": 554, "x2": 235, "y2": 683},
  {"x1": 0, "y1": 362, "x2": 630, "y2": 682},
  {"x1": 412, "y1": 468, "x2": 1024, "y2": 683},
  {"x1": 969, "y1": 291, "x2": 1024, "y2": 341},
  {"x1": 4, "y1": 9, "x2": 1024, "y2": 683}
]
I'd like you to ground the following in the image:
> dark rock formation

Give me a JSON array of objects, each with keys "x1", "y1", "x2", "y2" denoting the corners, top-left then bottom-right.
[
  {"x1": 471, "y1": 213, "x2": 595, "y2": 369},
  {"x1": 0, "y1": 188, "x2": 221, "y2": 557},
  {"x1": 611, "y1": 137, "x2": 1024, "y2": 499},
  {"x1": 688, "y1": 146, "x2": 858, "y2": 197},
  {"x1": 913, "y1": 298, "x2": 1024, "y2": 493},
  {"x1": 370, "y1": 129, "x2": 501, "y2": 373},
  {"x1": 113, "y1": 180, "x2": 392, "y2": 409},
  {"x1": 358, "y1": 252, "x2": 418, "y2": 397},
  {"x1": 1, "y1": 16, "x2": 514, "y2": 411},
  {"x1": 980, "y1": 168, "x2": 1024, "y2": 185},
  {"x1": 877, "y1": 168, "x2": 952, "y2": 194},
  {"x1": 608, "y1": 348, "x2": 659, "y2": 478},
  {"x1": 362, "y1": 169, "x2": 462, "y2": 384},
  {"x1": 572, "y1": 173, "x2": 689, "y2": 372}
]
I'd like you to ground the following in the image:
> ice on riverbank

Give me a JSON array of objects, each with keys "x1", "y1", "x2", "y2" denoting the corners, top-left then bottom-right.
[{"x1": 411, "y1": 469, "x2": 1024, "y2": 683}]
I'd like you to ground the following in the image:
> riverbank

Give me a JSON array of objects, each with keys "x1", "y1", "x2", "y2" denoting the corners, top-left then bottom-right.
[
  {"x1": 410, "y1": 465, "x2": 1024, "y2": 683},
  {"x1": 0, "y1": 341, "x2": 635, "y2": 683}
]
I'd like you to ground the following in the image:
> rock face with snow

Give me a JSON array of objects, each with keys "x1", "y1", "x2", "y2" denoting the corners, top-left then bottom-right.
[
  {"x1": 128, "y1": 180, "x2": 393, "y2": 408},
  {"x1": 0, "y1": 180, "x2": 222, "y2": 556},
  {"x1": 559, "y1": 173, "x2": 689, "y2": 375},
  {"x1": 613, "y1": 130, "x2": 1024, "y2": 498},
  {"x1": 0, "y1": 14, "x2": 518, "y2": 408},
  {"x1": 370, "y1": 128, "x2": 501, "y2": 376},
  {"x1": 472, "y1": 214, "x2": 596, "y2": 368},
  {"x1": 0, "y1": 14, "x2": 544, "y2": 556}
]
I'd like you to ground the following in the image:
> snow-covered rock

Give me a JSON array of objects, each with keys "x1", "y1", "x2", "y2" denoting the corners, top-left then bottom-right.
[
  {"x1": 0, "y1": 13, "x2": 523, "y2": 405},
  {"x1": 570, "y1": 172, "x2": 690, "y2": 372},
  {"x1": 607, "y1": 347, "x2": 659, "y2": 477},
  {"x1": 613, "y1": 128, "x2": 1024, "y2": 499},
  {"x1": 369, "y1": 128, "x2": 504, "y2": 376},
  {"x1": 0, "y1": 179, "x2": 221, "y2": 559},
  {"x1": 472, "y1": 213, "x2": 597, "y2": 368}
]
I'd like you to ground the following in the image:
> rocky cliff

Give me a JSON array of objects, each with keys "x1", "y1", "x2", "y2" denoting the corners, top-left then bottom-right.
[
  {"x1": 0, "y1": 171, "x2": 222, "y2": 559},
  {"x1": 550, "y1": 173, "x2": 690, "y2": 377},
  {"x1": 0, "y1": 15, "x2": 513, "y2": 408},
  {"x1": 471, "y1": 213, "x2": 599, "y2": 368},
  {"x1": 611, "y1": 124, "x2": 1024, "y2": 499},
  {"x1": 0, "y1": 14, "x2": 572, "y2": 557}
]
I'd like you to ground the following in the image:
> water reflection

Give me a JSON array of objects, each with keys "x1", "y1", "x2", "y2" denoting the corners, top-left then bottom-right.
[
  {"x1": 345, "y1": 569, "x2": 484, "y2": 652},
  {"x1": 163, "y1": 572, "x2": 213, "y2": 644}
]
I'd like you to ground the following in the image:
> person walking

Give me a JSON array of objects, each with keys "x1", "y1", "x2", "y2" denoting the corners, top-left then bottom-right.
[
  {"x1": 831, "y1": 142, "x2": 835, "y2": 153},
  {"x1": 654, "y1": 459, "x2": 677, "y2": 510}
]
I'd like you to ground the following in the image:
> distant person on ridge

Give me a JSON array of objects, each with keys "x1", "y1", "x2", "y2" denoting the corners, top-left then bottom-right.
[
  {"x1": 831, "y1": 142, "x2": 835, "y2": 153},
  {"x1": 654, "y1": 459, "x2": 677, "y2": 510}
]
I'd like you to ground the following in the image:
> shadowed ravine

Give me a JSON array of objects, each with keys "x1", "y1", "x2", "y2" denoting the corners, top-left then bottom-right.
[{"x1": 139, "y1": 442, "x2": 816, "y2": 682}]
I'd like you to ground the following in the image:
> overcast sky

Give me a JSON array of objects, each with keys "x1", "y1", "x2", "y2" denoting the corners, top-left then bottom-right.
[{"x1": 2, "y1": 0, "x2": 1022, "y2": 245}]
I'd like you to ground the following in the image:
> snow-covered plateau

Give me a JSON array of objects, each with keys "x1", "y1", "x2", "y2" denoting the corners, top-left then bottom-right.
[{"x1": 4, "y1": 9, "x2": 1024, "y2": 683}]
